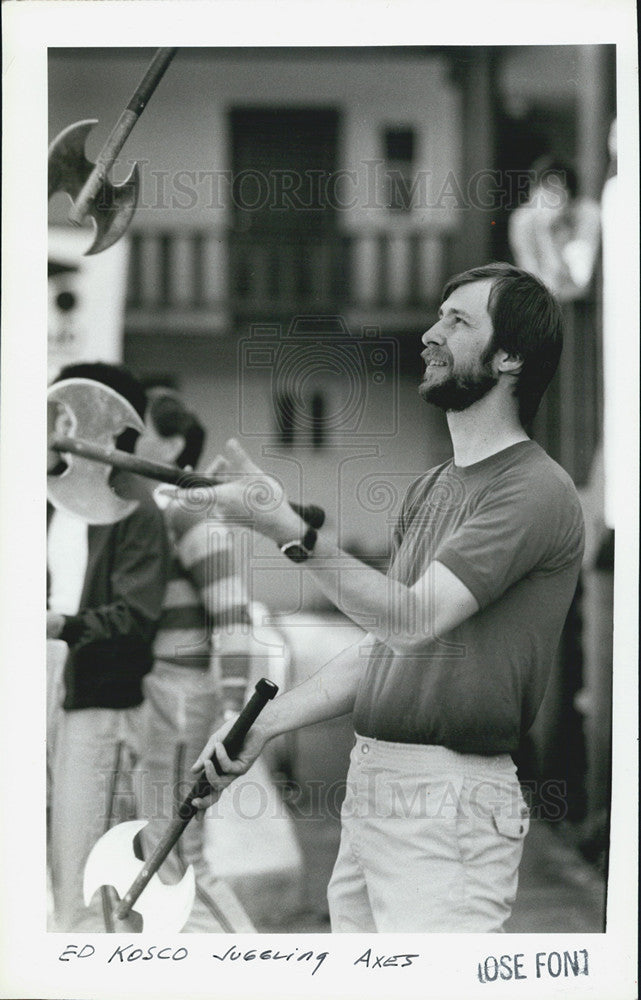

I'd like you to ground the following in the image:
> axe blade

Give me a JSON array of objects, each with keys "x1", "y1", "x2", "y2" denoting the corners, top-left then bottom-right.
[
  {"x1": 47, "y1": 378, "x2": 145, "y2": 525},
  {"x1": 48, "y1": 119, "x2": 97, "y2": 201},
  {"x1": 48, "y1": 119, "x2": 140, "y2": 255},
  {"x1": 47, "y1": 461, "x2": 139, "y2": 525},
  {"x1": 85, "y1": 162, "x2": 139, "y2": 256},
  {"x1": 84, "y1": 820, "x2": 195, "y2": 936}
]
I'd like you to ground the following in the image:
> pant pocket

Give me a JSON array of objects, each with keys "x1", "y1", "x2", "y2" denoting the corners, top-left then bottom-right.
[{"x1": 492, "y1": 801, "x2": 530, "y2": 840}]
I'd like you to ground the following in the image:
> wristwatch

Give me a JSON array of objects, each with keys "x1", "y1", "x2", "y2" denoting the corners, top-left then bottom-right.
[{"x1": 279, "y1": 524, "x2": 318, "y2": 563}]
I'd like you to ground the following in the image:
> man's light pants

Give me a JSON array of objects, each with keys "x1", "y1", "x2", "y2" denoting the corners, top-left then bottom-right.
[{"x1": 328, "y1": 736, "x2": 529, "y2": 932}]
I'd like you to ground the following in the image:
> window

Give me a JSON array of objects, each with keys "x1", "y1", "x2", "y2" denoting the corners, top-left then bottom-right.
[{"x1": 383, "y1": 126, "x2": 416, "y2": 212}]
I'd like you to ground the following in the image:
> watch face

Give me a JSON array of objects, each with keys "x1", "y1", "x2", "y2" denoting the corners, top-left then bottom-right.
[
  {"x1": 281, "y1": 542, "x2": 308, "y2": 563},
  {"x1": 280, "y1": 526, "x2": 316, "y2": 563}
]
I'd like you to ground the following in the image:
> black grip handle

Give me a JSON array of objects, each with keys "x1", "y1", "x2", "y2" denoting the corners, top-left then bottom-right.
[
  {"x1": 289, "y1": 502, "x2": 325, "y2": 530},
  {"x1": 116, "y1": 678, "x2": 278, "y2": 921},
  {"x1": 51, "y1": 436, "x2": 325, "y2": 530},
  {"x1": 183, "y1": 677, "x2": 279, "y2": 815}
]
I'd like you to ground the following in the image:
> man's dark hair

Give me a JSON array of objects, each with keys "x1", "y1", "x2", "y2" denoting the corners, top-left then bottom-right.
[
  {"x1": 146, "y1": 388, "x2": 205, "y2": 469},
  {"x1": 55, "y1": 361, "x2": 147, "y2": 453},
  {"x1": 442, "y1": 262, "x2": 564, "y2": 427}
]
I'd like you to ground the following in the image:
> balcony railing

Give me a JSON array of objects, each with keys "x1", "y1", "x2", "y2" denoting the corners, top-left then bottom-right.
[
  {"x1": 124, "y1": 226, "x2": 601, "y2": 488},
  {"x1": 126, "y1": 227, "x2": 455, "y2": 332}
]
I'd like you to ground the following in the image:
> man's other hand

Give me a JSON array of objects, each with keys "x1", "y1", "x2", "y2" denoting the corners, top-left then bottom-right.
[{"x1": 190, "y1": 714, "x2": 269, "y2": 812}]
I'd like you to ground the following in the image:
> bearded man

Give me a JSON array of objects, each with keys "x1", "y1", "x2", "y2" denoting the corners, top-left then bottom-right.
[{"x1": 186, "y1": 262, "x2": 584, "y2": 933}]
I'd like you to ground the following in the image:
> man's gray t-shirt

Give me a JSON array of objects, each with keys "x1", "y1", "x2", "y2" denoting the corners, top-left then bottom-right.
[{"x1": 352, "y1": 441, "x2": 585, "y2": 755}]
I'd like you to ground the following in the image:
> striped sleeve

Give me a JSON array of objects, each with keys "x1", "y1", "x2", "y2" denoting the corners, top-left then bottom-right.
[{"x1": 169, "y1": 505, "x2": 253, "y2": 712}]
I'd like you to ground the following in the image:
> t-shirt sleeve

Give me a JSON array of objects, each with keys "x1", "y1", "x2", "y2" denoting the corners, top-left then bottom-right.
[
  {"x1": 392, "y1": 470, "x2": 442, "y2": 555},
  {"x1": 435, "y1": 470, "x2": 585, "y2": 609}
]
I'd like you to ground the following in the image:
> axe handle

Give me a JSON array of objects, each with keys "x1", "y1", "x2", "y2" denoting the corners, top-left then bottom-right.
[
  {"x1": 51, "y1": 434, "x2": 326, "y2": 530},
  {"x1": 68, "y1": 47, "x2": 178, "y2": 225},
  {"x1": 115, "y1": 678, "x2": 278, "y2": 921}
]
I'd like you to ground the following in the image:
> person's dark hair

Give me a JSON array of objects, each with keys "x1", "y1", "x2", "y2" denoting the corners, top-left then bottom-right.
[
  {"x1": 530, "y1": 155, "x2": 579, "y2": 201},
  {"x1": 55, "y1": 361, "x2": 147, "y2": 453},
  {"x1": 441, "y1": 262, "x2": 564, "y2": 427},
  {"x1": 146, "y1": 388, "x2": 205, "y2": 469}
]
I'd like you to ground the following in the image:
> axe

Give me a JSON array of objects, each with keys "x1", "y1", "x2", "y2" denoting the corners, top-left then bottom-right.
[
  {"x1": 48, "y1": 48, "x2": 177, "y2": 255},
  {"x1": 47, "y1": 378, "x2": 326, "y2": 529},
  {"x1": 84, "y1": 678, "x2": 278, "y2": 933}
]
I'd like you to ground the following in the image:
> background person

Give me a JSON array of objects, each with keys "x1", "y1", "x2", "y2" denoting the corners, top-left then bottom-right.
[
  {"x1": 134, "y1": 387, "x2": 264, "y2": 932},
  {"x1": 508, "y1": 155, "x2": 601, "y2": 301},
  {"x1": 47, "y1": 362, "x2": 169, "y2": 932}
]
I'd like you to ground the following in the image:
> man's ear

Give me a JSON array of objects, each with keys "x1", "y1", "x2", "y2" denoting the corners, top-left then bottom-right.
[{"x1": 496, "y1": 351, "x2": 523, "y2": 375}]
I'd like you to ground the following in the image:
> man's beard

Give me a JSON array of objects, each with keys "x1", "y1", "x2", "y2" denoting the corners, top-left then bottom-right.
[{"x1": 419, "y1": 356, "x2": 498, "y2": 412}]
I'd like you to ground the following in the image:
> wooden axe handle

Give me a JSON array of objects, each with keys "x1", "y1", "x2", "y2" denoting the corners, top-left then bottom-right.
[
  {"x1": 68, "y1": 47, "x2": 178, "y2": 225},
  {"x1": 115, "y1": 678, "x2": 278, "y2": 921},
  {"x1": 51, "y1": 433, "x2": 326, "y2": 530}
]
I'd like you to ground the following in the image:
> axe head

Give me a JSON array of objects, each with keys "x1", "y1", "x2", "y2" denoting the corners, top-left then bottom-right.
[
  {"x1": 47, "y1": 378, "x2": 145, "y2": 525},
  {"x1": 84, "y1": 820, "x2": 195, "y2": 935},
  {"x1": 48, "y1": 119, "x2": 139, "y2": 256}
]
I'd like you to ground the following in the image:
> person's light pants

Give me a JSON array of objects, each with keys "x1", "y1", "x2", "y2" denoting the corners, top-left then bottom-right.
[
  {"x1": 48, "y1": 704, "x2": 142, "y2": 932},
  {"x1": 328, "y1": 735, "x2": 529, "y2": 933},
  {"x1": 136, "y1": 664, "x2": 255, "y2": 933}
]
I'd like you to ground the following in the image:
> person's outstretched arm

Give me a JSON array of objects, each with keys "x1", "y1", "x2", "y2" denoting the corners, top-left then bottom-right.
[{"x1": 173, "y1": 440, "x2": 479, "y2": 655}]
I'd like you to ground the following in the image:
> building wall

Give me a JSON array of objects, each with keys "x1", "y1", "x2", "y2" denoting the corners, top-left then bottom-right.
[{"x1": 49, "y1": 48, "x2": 461, "y2": 233}]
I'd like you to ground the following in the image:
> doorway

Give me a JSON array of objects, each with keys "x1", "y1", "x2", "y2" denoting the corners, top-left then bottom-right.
[{"x1": 229, "y1": 107, "x2": 342, "y2": 324}]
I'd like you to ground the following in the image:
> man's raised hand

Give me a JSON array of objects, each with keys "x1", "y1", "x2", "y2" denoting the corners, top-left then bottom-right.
[
  {"x1": 169, "y1": 439, "x2": 291, "y2": 539},
  {"x1": 205, "y1": 438, "x2": 264, "y2": 481}
]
